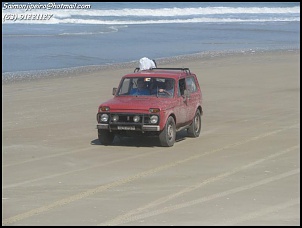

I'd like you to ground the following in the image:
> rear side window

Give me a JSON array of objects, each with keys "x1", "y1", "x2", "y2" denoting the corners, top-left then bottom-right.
[{"x1": 186, "y1": 76, "x2": 197, "y2": 93}]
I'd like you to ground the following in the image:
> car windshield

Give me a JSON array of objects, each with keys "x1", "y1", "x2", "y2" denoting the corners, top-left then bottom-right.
[{"x1": 117, "y1": 77, "x2": 175, "y2": 97}]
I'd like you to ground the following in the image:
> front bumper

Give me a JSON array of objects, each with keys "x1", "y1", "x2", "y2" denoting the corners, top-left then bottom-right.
[{"x1": 96, "y1": 123, "x2": 160, "y2": 131}]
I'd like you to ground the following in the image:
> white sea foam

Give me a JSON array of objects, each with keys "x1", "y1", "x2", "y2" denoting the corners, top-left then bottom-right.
[
  {"x1": 2, "y1": 49, "x2": 299, "y2": 84},
  {"x1": 4, "y1": 6, "x2": 300, "y2": 17},
  {"x1": 2, "y1": 6, "x2": 300, "y2": 24}
]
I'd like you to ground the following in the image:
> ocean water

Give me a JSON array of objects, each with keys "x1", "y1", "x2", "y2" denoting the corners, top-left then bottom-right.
[{"x1": 2, "y1": 2, "x2": 300, "y2": 82}]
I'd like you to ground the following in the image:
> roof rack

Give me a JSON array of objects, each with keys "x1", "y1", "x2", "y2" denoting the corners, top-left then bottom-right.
[{"x1": 134, "y1": 67, "x2": 191, "y2": 74}]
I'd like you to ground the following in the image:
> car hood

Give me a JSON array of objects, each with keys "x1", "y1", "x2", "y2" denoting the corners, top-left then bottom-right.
[{"x1": 100, "y1": 96, "x2": 175, "y2": 112}]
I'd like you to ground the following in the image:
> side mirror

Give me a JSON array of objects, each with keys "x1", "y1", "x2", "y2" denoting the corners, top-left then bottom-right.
[
  {"x1": 112, "y1": 87, "x2": 117, "y2": 95},
  {"x1": 184, "y1": 89, "x2": 190, "y2": 98}
]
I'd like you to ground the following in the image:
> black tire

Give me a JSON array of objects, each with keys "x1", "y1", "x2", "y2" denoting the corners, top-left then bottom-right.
[
  {"x1": 159, "y1": 116, "x2": 176, "y2": 147},
  {"x1": 98, "y1": 129, "x2": 115, "y2": 145},
  {"x1": 187, "y1": 109, "x2": 201, "y2": 137}
]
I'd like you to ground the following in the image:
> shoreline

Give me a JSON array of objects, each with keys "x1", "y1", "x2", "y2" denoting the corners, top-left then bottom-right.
[{"x1": 2, "y1": 48, "x2": 300, "y2": 84}]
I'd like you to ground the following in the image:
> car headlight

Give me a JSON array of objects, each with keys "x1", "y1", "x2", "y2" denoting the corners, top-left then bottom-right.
[
  {"x1": 112, "y1": 115, "x2": 119, "y2": 122},
  {"x1": 100, "y1": 113, "x2": 109, "y2": 122},
  {"x1": 133, "y1": 115, "x2": 140, "y2": 123},
  {"x1": 150, "y1": 115, "x2": 158, "y2": 124}
]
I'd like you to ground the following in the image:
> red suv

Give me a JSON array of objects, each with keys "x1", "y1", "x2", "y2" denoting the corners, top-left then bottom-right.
[{"x1": 96, "y1": 67, "x2": 203, "y2": 147}]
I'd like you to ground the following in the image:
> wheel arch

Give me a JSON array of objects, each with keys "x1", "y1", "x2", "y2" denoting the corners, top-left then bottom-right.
[
  {"x1": 160, "y1": 110, "x2": 177, "y2": 130},
  {"x1": 198, "y1": 105, "x2": 203, "y2": 116},
  {"x1": 169, "y1": 113, "x2": 177, "y2": 125}
]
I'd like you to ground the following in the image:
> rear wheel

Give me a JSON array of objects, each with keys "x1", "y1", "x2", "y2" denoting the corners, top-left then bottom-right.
[
  {"x1": 159, "y1": 116, "x2": 176, "y2": 147},
  {"x1": 187, "y1": 109, "x2": 201, "y2": 137},
  {"x1": 98, "y1": 129, "x2": 115, "y2": 145}
]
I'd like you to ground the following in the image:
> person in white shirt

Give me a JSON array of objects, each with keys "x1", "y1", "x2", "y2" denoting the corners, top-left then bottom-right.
[{"x1": 139, "y1": 57, "x2": 157, "y2": 70}]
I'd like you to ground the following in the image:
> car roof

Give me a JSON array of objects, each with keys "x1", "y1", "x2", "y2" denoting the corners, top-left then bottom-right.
[{"x1": 123, "y1": 68, "x2": 195, "y2": 79}]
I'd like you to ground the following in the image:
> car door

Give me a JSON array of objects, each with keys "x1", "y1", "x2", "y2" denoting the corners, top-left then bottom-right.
[
  {"x1": 174, "y1": 78, "x2": 189, "y2": 128},
  {"x1": 185, "y1": 76, "x2": 200, "y2": 122}
]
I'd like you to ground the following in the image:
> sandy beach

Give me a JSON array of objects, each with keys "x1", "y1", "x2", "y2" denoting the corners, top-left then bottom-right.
[{"x1": 2, "y1": 51, "x2": 300, "y2": 225}]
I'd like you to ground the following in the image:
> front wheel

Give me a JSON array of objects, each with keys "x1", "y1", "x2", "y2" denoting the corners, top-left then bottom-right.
[
  {"x1": 98, "y1": 129, "x2": 115, "y2": 145},
  {"x1": 187, "y1": 109, "x2": 201, "y2": 137},
  {"x1": 159, "y1": 116, "x2": 176, "y2": 147}
]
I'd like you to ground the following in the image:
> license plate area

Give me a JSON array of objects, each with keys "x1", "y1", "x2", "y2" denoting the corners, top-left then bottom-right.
[{"x1": 117, "y1": 126, "x2": 135, "y2": 130}]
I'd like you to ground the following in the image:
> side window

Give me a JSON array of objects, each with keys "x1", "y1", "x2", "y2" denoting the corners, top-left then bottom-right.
[
  {"x1": 178, "y1": 78, "x2": 186, "y2": 96},
  {"x1": 186, "y1": 76, "x2": 197, "y2": 93}
]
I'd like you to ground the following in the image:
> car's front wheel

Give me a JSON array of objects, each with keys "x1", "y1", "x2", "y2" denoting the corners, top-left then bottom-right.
[
  {"x1": 159, "y1": 116, "x2": 176, "y2": 147},
  {"x1": 187, "y1": 109, "x2": 201, "y2": 137},
  {"x1": 98, "y1": 129, "x2": 115, "y2": 145}
]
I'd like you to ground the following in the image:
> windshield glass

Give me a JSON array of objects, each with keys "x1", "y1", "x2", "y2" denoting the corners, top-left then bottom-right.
[{"x1": 117, "y1": 77, "x2": 175, "y2": 97}]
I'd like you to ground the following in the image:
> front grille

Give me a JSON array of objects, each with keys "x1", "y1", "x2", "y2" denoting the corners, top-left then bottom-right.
[
  {"x1": 111, "y1": 114, "x2": 141, "y2": 123},
  {"x1": 109, "y1": 113, "x2": 152, "y2": 124}
]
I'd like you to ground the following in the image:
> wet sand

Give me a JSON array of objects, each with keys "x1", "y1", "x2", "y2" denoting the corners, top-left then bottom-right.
[{"x1": 2, "y1": 51, "x2": 300, "y2": 226}]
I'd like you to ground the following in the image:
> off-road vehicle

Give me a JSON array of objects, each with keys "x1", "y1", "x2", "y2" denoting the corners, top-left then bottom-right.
[{"x1": 96, "y1": 67, "x2": 203, "y2": 147}]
